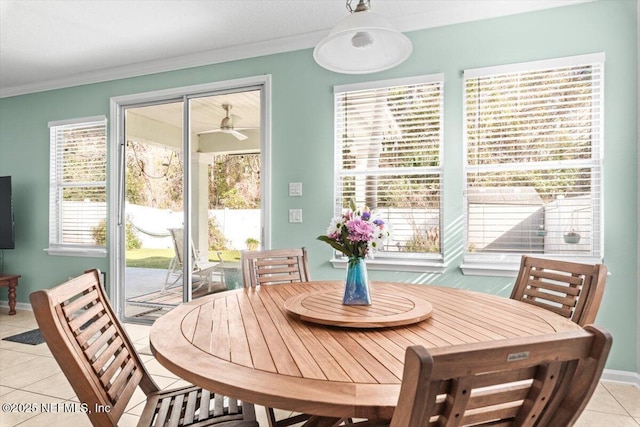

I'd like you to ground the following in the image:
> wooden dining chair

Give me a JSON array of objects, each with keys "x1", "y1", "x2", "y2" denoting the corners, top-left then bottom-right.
[
  {"x1": 241, "y1": 247, "x2": 313, "y2": 427},
  {"x1": 29, "y1": 269, "x2": 258, "y2": 427},
  {"x1": 241, "y1": 247, "x2": 310, "y2": 288},
  {"x1": 345, "y1": 325, "x2": 612, "y2": 427},
  {"x1": 510, "y1": 256, "x2": 608, "y2": 326}
]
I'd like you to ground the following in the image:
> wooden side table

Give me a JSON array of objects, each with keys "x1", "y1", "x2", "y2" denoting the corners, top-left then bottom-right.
[{"x1": 0, "y1": 274, "x2": 20, "y2": 315}]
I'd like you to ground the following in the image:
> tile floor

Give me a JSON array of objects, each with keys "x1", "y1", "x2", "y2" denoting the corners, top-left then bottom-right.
[{"x1": 1, "y1": 307, "x2": 639, "y2": 427}]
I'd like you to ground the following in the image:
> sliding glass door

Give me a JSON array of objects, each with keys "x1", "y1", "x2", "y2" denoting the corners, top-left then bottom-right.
[
  {"x1": 114, "y1": 83, "x2": 266, "y2": 323},
  {"x1": 121, "y1": 99, "x2": 186, "y2": 321}
]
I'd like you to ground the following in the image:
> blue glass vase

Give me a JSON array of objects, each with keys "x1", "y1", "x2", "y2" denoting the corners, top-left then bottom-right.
[{"x1": 343, "y1": 257, "x2": 371, "y2": 305}]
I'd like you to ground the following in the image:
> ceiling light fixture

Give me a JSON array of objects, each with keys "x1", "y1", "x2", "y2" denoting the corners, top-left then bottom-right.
[{"x1": 313, "y1": 0, "x2": 413, "y2": 74}]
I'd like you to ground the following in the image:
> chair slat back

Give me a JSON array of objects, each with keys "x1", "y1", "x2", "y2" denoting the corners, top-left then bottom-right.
[
  {"x1": 510, "y1": 256, "x2": 607, "y2": 326},
  {"x1": 391, "y1": 325, "x2": 612, "y2": 427},
  {"x1": 169, "y1": 227, "x2": 199, "y2": 268},
  {"x1": 241, "y1": 248, "x2": 310, "y2": 287},
  {"x1": 30, "y1": 269, "x2": 158, "y2": 427},
  {"x1": 169, "y1": 227, "x2": 207, "y2": 270},
  {"x1": 169, "y1": 227, "x2": 186, "y2": 266}
]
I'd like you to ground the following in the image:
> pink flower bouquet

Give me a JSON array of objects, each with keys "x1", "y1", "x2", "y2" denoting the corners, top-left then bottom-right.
[{"x1": 317, "y1": 199, "x2": 390, "y2": 259}]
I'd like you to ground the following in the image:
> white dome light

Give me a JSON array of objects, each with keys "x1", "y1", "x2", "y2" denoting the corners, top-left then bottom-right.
[{"x1": 313, "y1": 0, "x2": 413, "y2": 74}]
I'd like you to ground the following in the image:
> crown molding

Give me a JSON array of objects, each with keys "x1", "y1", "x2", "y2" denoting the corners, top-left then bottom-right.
[{"x1": 0, "y1": 31, "x2": 322, "y2": 98}]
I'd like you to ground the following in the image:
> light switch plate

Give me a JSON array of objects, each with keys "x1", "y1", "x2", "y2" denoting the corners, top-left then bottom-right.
[
  {"x1": 289, "y1": 182, "x2": 302, "y2": 197},
  {"x1": 289, "y1": 209, "x2": 302, "y2": 223}
]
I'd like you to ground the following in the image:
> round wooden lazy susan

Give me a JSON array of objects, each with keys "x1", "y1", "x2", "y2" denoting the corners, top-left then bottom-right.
[{"x1": 284, "y1": 290, "x2": 433, "y2": 328}]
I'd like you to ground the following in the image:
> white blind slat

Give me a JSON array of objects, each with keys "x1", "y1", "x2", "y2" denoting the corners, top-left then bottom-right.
[
  {"x1": 464, "y1": 57, "x2": 603, "y2": 257},
  {"x1": 335, "y1": 76, "x2": 443, "y2": 255},
  {"x1": 49, "y1": 118, "x2": 107, "y2": 248}
]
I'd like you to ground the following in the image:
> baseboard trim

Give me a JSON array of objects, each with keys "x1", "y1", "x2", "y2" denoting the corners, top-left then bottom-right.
[
  {"x1": 0, "y1": 300, "x2": 32, "y2": 312},
  {"x1": 602, "y1": 369, "x2": 640, "y2": 388}
]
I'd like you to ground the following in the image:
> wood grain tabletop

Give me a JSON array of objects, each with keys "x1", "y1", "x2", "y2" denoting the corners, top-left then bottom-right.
[{"x1": 149, "y1": 281, "x2": 580, "y2": 420}]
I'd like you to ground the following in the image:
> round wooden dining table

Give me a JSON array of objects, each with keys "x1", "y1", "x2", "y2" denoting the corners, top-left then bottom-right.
[{"x1": 149, "y1": 281, "x2": 580, "y2": 421}]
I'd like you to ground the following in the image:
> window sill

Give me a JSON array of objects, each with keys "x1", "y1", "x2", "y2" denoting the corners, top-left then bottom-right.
[
  {"x1": 459, "y1": 261, "x2": 521, "y2": 277},
  {"x1": 460, "y1": 254, "x2": 604, "y2": 277},
  {"x1": 330, "y1": 257, "x2": 447, "y2": 274},
  {"x1": 44, "y1": 247, "x2": 107, "y2": 258}
]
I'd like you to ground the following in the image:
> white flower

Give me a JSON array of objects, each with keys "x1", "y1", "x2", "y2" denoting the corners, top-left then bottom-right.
[{"x1": 326, "y1": 216, "x2": 343, "y2": 236}]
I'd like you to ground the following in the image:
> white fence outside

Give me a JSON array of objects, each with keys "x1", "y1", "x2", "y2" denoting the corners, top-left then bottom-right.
[
  {"x1": 65, "y1": 200, "x2": 593, "y2": 255},
  {"x1": 125, "y1": 204, "x2": 260, "y2": 250}
]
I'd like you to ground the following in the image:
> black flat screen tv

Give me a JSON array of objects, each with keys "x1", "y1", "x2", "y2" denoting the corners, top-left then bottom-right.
[{"x1": 0, "y1": 176, "x2": 15, "y2": 249}]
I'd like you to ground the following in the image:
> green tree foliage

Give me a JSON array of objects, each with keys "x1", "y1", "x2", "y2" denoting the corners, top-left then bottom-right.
[
  {"x1": 208, "y1": 217, "x2": 229, "y2": 251},
  {"x1": 125, "y1": 141, "x2": 260, "y2": 210},
  {"x1": 93, "y1": 217, "x2": 141, "y2": 249},
  {"x1": 92, "y1": 220, "x2": 106, "y2": 246},
  {"x1": 404, "y1": 226, "x2": 440, "y2": 253},
  {"x1": 209, "y1": 154, "x2": 260, "y2": 209},
  {"x1": 125, "y1": 140, "x2": 183, "y2": 210}
]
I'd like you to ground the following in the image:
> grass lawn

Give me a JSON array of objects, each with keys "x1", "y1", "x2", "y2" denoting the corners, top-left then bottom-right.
[{"x1": 126, "y1": 248, "x2": 241, "y2": 269}]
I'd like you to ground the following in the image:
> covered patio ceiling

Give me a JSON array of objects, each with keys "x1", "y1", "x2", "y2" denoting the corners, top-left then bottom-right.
[{"x1": 127, "y1": 89, "x2": 261, "y2": 155}]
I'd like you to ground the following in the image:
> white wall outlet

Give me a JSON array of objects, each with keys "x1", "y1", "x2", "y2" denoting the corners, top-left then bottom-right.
[
  {"x1": 289, "y1": 182, "x2": 302, "y2": 197},
  {"x1": 289, "y1": 209, "x2": 302, "y2": 223}
]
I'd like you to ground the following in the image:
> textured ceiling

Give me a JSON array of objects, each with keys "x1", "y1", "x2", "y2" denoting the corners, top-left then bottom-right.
[{"x1": 0, "y1": 0, "x2": 591, "y2": 97}]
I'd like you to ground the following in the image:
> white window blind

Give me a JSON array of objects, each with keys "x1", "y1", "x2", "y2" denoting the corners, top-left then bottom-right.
[
  {"x1": 463, "y1": 54, "x2": 604, "y2": 263},
  {"x1": 47, "y1": 116, "x2": 107, "y2": 256},
  {"x1": 334, "y1": 75, "x2": 444, "y2": 266}
]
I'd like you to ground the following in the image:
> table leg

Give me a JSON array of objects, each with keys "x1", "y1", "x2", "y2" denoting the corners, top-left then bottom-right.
[{"x1": 8, "y1": 281, "x2": 16, "y2": 315}]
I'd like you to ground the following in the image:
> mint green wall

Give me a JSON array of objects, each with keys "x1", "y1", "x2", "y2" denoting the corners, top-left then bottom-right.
[{"x1": 0, "y1": 1, "x2": 637, "y2": 371}]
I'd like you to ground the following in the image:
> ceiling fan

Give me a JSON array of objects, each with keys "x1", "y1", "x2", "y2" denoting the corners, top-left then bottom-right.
[{"x1": 199, "y1": 104, "x2": 255, "y2": 141}]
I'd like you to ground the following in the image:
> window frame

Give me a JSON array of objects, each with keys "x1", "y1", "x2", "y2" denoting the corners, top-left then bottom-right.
[
  {"x1": 460, "y1": 53, "x2": 605, "y2": 276},
  {"x1": 45, "y1": 115, "x2": 108, "y2": 257},
  {"x1": 331, "y1": 74, "x2": 446, "y2": 273}
]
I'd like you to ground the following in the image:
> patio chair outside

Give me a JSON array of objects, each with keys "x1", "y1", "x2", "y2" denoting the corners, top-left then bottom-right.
[
  {"x1": 163, "y1": 227, "x2": 224, "y2": 293},
  {"x1": 345, "y1": 325, "x2": 612, "y2": 427},
  {"x1": 511, "y1": 256, "x2": 608, "y2": 326},
  {"x1": 29, "y1": 269, "x2": 258, "y2": 427}
]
